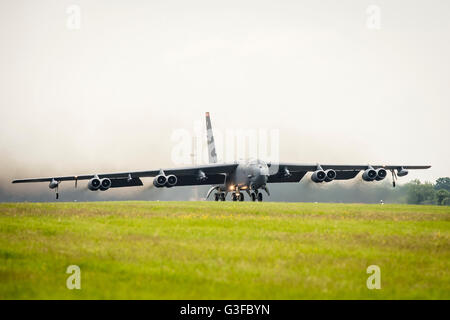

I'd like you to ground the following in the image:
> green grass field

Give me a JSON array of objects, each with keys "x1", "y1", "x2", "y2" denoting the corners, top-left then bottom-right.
[{"x1": 0, "y1": 201, "x2": 449, "y2": 299}]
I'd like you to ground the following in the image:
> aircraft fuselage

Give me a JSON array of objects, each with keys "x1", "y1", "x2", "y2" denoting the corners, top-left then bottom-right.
[{"x1": 220, "y1": 159, "x2": 269, "y2": 192}]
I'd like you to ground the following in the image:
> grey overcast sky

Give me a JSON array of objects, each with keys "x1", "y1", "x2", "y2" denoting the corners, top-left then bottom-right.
[{"x1": 0, "y1": 0, "x2": 449, "y2": 195}]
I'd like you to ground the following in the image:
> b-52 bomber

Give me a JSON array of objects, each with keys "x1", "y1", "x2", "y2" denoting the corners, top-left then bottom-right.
[{"x1": 12, "y1": 113, "x2": 431, "y2": 201}]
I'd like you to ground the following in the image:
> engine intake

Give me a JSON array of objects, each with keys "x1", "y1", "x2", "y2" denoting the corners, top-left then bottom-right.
[
  {"x1": 166, "y1": 175, "x2": 178, "y2": 187},
  {"x1": 153, "y1": 174, "x2": 167, "y2": 188},
  {"x1": 311, "y1": 170, "x2": 326, "y2": 183},
  {"x1": 375, "y1": 168, "x2": 387, "y2": 181},
  {"x1": 362, "y1": 168, "x2": 377, "y2": 181},
  {"x1": 99, "y1": 178, "x2": 112, "y2": 191},
  {"x1": 325, "y1": 169, "x2": 336, "y2": 182},
  {"x1": 88, "y1": 177, "x2": 101, "y2": 191}
]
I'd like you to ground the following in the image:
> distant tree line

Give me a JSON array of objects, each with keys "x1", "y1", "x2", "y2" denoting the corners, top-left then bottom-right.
[
  {"x1": 270, "y1": 176, "x2": 450, "y2": 205},
  {"x1": 403, "y1": 177, "x2": 450, "y2": 205}
]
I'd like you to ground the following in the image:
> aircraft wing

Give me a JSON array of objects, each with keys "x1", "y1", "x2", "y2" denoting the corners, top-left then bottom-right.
[
  {"x1": 268, "y1": 163, "x2": 431, "y2": 183},
  {"x1": 272, "y1": 164, "x2": 431, "y2": 171},
  {"x1": 11, "y1": 163, "x2": 238, "y2": 187}
]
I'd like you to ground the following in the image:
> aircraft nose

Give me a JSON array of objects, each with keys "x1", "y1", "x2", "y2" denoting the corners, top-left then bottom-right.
[{"x1": 259, "y1": 166, "x2": 269, "y2": 176}]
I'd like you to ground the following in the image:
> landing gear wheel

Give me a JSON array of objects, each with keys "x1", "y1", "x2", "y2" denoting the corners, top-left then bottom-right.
[
  {"x1": 251, "y1": 193, "x2": 256, "y2": 202},
  {"x1": 239, "y1": 193, "x2": 244, "y2": 201},
  {"x1": 232, "y1": 193, "x2": 237, "y2": 201},
  {"x1": 220, "y1": 193, "x2": 226, "y2": 201},
  {"x1": 214, "y1": 193, "x2": 219, "y2": 201},
  {"x1": 257, "y1": 193, "x2": 263, "y2": 202}
]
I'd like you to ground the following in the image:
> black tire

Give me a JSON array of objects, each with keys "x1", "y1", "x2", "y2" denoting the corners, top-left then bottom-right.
[
  {"x1": 239, "y1": 193, "x2": 244, "y2": 201},
  {"x1": 220, "y1": 193, "x2": 226, "y2": 201},
  {"x1": 251, "y1": 193, "x2": 256, "y2": 201},
  {"x1": 257, "y1": 193, "x2": 263, "y2": 202},
  {"x1": 214, "y1": 193, "x2": 219, "y2": 201},
  {"x1": 232, "y1": 194, "x2": 237, "y2": 201}
]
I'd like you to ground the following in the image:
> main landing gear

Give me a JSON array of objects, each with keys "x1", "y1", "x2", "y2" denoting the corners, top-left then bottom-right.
[
  {"x1": 213, "y1": 188, "x2": 264, "y2": 202},
  {"x1": 250, "y1": 191, "x2": 263, "y2": 202},
  {"x1": 214, "y1": 193, "x2": 226, "y2": 201},
  {"x1": 231, "y1": 193, "x2": 244, "y2": 201},
  {"x1": 258, "y1": 193, "x2": 263, "y2": 202}
]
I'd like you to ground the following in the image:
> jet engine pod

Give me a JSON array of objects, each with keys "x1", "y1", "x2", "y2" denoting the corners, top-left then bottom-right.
[
  {"x1": 88, "y1": 177, "x2": 101, "y2": 191},
  {"x1": 311, "y1": 170, "x2": 326, "y2": 183},
  {"x1": 324, "y1": 169, "x2": 337, "y2": 182},
  {"x1": 153, "y1": 174, "x2": 167, "y2": 188},
  {"x1": 397, "y1": 167, "x2": 409, "y2": 177},
  {"x1": 375, "y1": 168, "x2": 387, "y2": 181},
  {"x1": 362, "y1": 168, "x2": 377, "y2": 181},
  {"x1": 166, "y1": 175, "x2": 178, "y2": 187},
  {"x1": 99, "y1": 178, "x2": 112, "y2": 191}
]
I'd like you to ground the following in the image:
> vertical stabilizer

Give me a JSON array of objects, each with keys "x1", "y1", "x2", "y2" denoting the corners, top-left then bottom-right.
[{"x1": 205, "y1": 112, "x2": 217, "y2": 163}]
